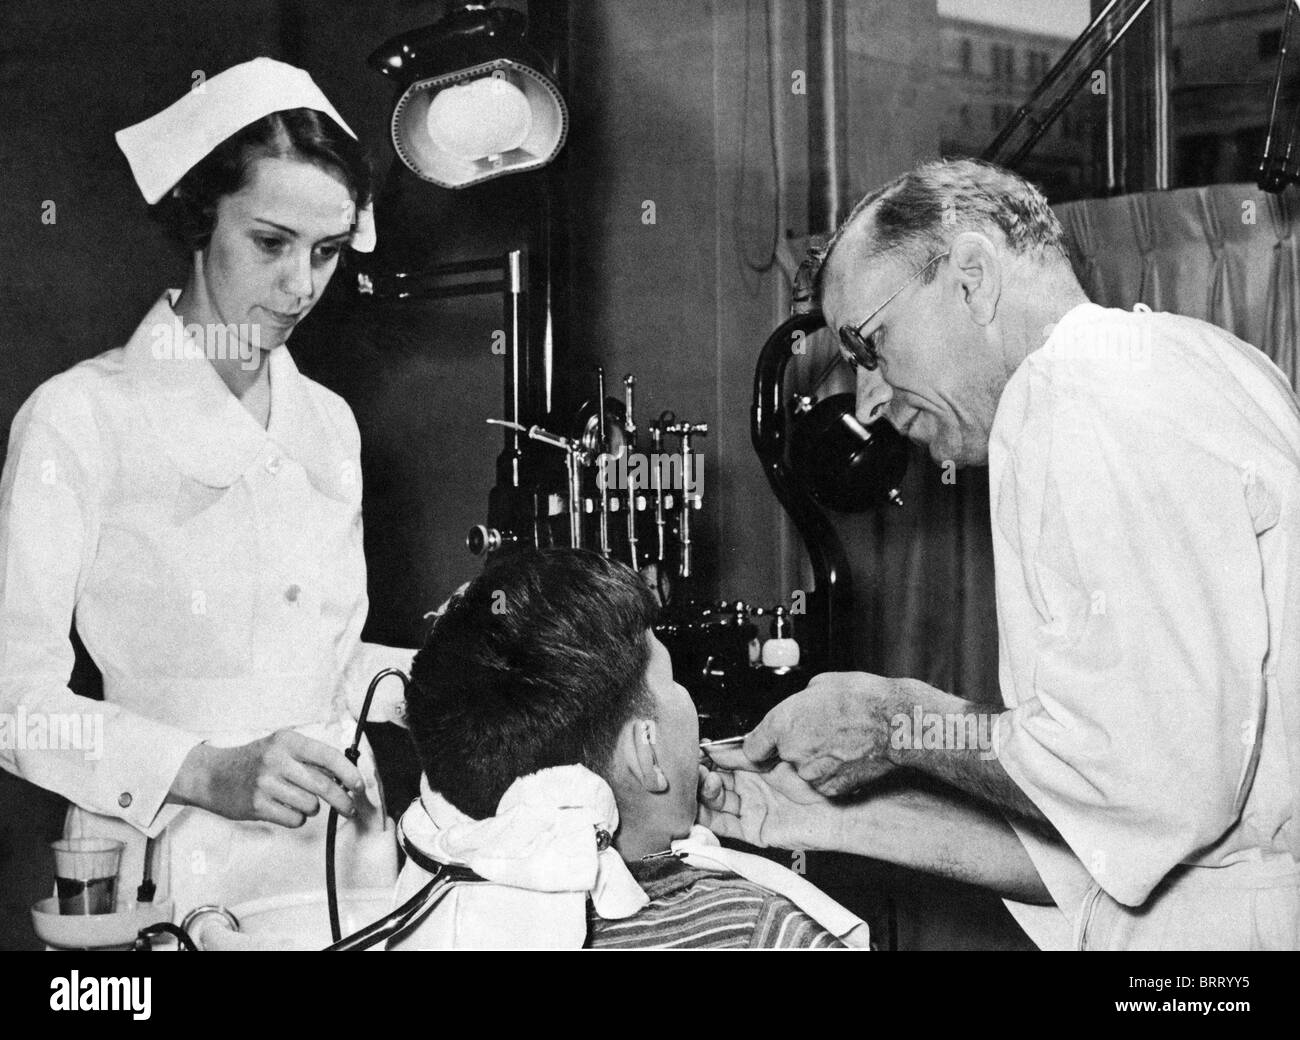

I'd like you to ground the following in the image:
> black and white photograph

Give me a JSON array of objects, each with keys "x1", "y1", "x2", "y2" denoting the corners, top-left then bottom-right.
[{"x1": 0, "y1": 0, "x2": 1297, "y2": 994}]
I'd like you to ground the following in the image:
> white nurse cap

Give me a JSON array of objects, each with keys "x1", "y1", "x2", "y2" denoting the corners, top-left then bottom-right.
[{"x1": 115, "y1": 57, "x2": 376, "y2": 252}]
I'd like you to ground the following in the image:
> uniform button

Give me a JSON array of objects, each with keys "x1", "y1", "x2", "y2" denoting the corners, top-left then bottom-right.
[
  {"x1": 265, "y1": 455, "x2": 282, "y2": 475},
  {"x1": 118, "y1": 792, "x2": 133, "y2": 809},
  {"x1": 285, "y1": 584, "x2": 301, "y2": 603}
]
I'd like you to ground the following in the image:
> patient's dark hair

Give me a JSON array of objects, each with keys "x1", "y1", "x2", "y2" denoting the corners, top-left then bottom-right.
[
  {"x1": 406, "y1": 549, "x2": 660, "y2": 820},
  {"x1": 149, "y1": 105, "x2": 371, "y2": 254}
]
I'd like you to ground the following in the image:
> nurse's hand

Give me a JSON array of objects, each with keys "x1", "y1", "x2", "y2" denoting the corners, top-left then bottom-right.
[
  {"x1": 740, "y1": 672, "x2": 929, "y2": 796},
  {"x1": 170, "y1": 731, "x2": 366, "y2": 827}
]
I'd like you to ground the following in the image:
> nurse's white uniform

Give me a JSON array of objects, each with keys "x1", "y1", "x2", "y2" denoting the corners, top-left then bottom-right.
[
  {"x1": 990, "y1": 301, "x2": 1300, "y2": 950},
  {"x1": 0, "y1": 290, "x2": 409, "y2": 917}
]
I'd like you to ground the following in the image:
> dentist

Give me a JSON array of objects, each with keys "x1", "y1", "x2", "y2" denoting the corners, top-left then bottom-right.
[{"x1": 703, "y1": 159, "x2": 1300, "y2": 951}]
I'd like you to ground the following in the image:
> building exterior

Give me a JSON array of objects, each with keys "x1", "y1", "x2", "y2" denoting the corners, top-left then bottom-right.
[
  {"x1": 938, "y1": 14, "x2": 1094, "y2": 200},
  {"x1": 938, "y1": 0, "x2": 1300, "y2": 197},
  {"x1": 1171, "y1": 0, "x2": 1300, "y2": 186}
]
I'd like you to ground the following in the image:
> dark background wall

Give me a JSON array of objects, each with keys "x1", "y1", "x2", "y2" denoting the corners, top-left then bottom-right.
[{"x1": 0, "y1": 0, "x2": 1021, "y2": 949}]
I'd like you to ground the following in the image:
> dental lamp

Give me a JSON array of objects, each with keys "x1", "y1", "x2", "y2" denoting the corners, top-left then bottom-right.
[{"x1": 369, "y1": 1, "x2": 569, "y2": 189}]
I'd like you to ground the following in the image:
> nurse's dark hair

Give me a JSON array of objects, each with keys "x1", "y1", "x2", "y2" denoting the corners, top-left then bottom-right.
[
  {"x1": 406, "y1": 549, "x2": 660, "y2": 820},
  {"x1": 148, "y1": 107, "x2": 371, "y2": 254},
  {"x1": 812, "y1": 157, "x2": 1070, "y2": 297}
]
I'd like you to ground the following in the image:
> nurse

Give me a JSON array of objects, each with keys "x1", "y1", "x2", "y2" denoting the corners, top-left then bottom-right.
[
  {"x1": 0, "y1": 58, "x2": 411, "y2": 916},
  {"x1": 702, "y1": 158, "x2": 1300, "y2": 950}
]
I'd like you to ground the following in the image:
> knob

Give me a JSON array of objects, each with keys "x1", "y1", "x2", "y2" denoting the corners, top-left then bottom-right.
[{"x1": 466, "y1": 525, "x2": 503, "y2": 556}]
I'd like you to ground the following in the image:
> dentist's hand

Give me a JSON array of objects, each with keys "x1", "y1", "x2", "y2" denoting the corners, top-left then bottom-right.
[
  {"x1": 169, "y1": 730, "x2": 366, "y2": 828},
  {"x1": 697, "y1": 763, "x2": 726, "y2": 813},
  {"x1": 698, "y1": 754, "x2": 842, "y2": 851},
  {"x1": 742, "y1": 672, "x2": 928, "y2": 796}
]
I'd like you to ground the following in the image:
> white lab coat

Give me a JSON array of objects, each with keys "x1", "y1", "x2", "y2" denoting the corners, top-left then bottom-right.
[
  {"x1": 990, "y1": 301, "x2": 1300, "y2": 950},
  {"x1": 0, "y1": 290, "x2": 411, "y2": 919}
]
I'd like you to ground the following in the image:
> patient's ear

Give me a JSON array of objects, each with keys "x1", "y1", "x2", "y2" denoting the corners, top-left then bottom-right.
[{"x1": 624, "y1": 718, "x2": 669, "y2": 794}]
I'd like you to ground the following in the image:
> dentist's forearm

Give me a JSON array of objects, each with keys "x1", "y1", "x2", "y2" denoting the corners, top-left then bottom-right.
[
  {"x1": 830, "y1": 784, "x2": 1055, "y2": 904},
  {"x1": 885, "y1": 684, "x2": 1049, "y2": 825}
]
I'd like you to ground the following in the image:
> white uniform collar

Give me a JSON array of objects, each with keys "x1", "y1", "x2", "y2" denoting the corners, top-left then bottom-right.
[{"x1": 121, "y1": 290, "x2": 337, "y2": 491}]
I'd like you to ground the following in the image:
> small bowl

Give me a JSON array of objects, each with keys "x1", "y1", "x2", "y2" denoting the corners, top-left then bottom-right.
[{"x1": 31, "y1": 898, "x2": 175, "y2": 950}]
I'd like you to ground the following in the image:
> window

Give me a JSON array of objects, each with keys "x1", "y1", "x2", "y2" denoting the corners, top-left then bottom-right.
[
  {"x1": 992, "y1": 43, "x2": 1007, "y2": 79},
  {"x1": 934, "y1": 0, "x2": 1096, "y2": 201}
]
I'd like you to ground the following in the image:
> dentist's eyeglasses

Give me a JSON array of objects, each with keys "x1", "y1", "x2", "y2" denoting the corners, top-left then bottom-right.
[{"x1": 838, "y1": 251, "x2": 950, "y2": 371}]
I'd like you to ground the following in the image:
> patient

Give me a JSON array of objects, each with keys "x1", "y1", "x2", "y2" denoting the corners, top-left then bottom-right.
[{"x1": 398, "y1": 548, "x2": 862, "y2": 949}]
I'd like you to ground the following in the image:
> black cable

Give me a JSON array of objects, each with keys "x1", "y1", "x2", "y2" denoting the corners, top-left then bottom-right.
[
  {"x1": 327, "y1": 667, "x2": 409, "y2": 944},
  {"x1": 134, "y1": 922, "x2": 197, "y2": 952},
  {"x1": 136, "y1": 836, "x2": 156, "y2": 904},
  {"x1": 325, "y1": 864, "x2": 483, "y2": 951},
  {"x1": 325, "y1": 798, "x2": 345, "y2": 942},
  {"x1": 324, "y1": 876, "x2": 438, "y2": 951}
]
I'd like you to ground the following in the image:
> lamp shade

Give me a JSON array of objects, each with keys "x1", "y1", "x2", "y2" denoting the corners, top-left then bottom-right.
[
  {"x1": 392, "y1": 58, "x2": 567, "y2": 188},
  {"x1": 371, "y1": 4, "x2": 569, "y2": 190}
]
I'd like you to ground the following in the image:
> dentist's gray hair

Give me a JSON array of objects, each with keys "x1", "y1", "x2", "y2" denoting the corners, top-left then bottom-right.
[{"x1": 813, "y1": 158, "x2": 1070, "y2": 295}]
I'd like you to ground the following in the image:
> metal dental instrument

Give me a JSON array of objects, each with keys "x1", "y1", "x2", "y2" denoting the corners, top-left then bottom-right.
[
  {"x1": 665, "y1": 420, "x2": 708, "y2": 579},
  {"x1": 698, "y1": 735, "x2": 747, "y2": 751},
  {"x1": 698, "y1": 734, "x2": 747, "y2": 771},
  {"x1": 623, "y1": 374, "x2": 640, "y2": 571},
  {"x1": 596, "y1": 367, "x2": 611, "y2": 558},
  {"x1": 650, "y1": 417, "x2": 668, "y2": 564}
]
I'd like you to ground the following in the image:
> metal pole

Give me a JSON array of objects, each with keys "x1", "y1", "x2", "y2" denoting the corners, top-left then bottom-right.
[
  {"x1": 506, "y1": 249, "x2": 524, "y2": 487},
  {"x1": 1105, "y1": 51, "x2": 1118, "y2": 193},
  {"x1": 807, "y1": 0, "x2": 848, "y2": 231},
  {"x1": 1151, "y1": 0, "x2": 1172, "y2": 189}
]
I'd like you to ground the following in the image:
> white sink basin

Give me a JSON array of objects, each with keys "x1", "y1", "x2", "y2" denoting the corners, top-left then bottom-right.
[{"x1": 193, "y1": 888, "x2": 395, "y2": 951}]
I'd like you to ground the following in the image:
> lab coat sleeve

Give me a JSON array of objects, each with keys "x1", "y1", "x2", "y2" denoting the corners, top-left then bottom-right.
[
  {"x1": 991, "y1": 367, "x2": 1269, "y2": 908},
  {"x1": 327, "y1": 408, "x2": 413, "y2": 727},
  {"x1": 0, "y1": 388, "x2": 202, "y2": 836}
]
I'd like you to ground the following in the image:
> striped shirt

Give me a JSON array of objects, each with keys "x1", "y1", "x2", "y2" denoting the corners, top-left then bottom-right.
[{"x1": 585, "y1": 858, "x2": 846, "y2": 949}]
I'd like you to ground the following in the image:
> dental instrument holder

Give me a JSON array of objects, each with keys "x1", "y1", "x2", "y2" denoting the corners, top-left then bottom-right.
[{"x1": 471, "y1": 367, "x2": 709, "y2": 599}]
